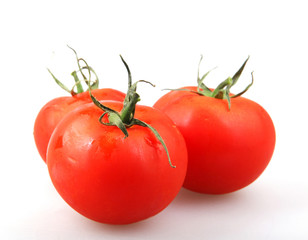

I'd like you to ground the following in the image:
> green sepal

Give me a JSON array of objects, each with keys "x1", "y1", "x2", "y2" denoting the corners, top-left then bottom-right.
[
  {"x1": 47, "y1": 68, "x2": 71, "y2": 94},
  {"x1": 119, "y1": 54, "x2": 132, "y2": 88},
  {"x1": 87, "y1": 55, "x2": 175, "y2": 168},
  {"x1": 89, "y1": 88, "x2": 129, "y2": 138},
  {"x1": 85, "y1": 66, "x2": 99, "y2": 91},
  {"x1": 211, "y1": 77, "x2": 233, "y2": 99},
  {"x1": 132, "y1": 118, "x2": 175, "y2": 168},
  {"x1": 230, "y1": 56, "x2": 250, "y2": 87},
  {"x1": 165, "y1": 55, "x2": 253, "y2": 110},
  {"x1": 71, "y1": 70, "x2": 84, "y2": 94},
  {"x1": 68, "y1": 45, "x2": 99, "y2": 94},
  {"x1": 47, "y1": 46, "x2": 99, "y2": 96},
  {"x1": 120, "y1": 53, "x2": 155, "y2": 123},
  {"x1": 197, "y1": 55, "x2": 216, "y2": 94},
  {"x1": 99, "y1": 112, "x2": 129, "y2": 138},
  {"x1": 231, "y1": 71, "x2": 254, "y2": 98}
]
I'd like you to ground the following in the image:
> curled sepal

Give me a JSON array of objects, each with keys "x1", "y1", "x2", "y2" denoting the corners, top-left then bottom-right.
[
  {"x1": 68, "y1": 46, "x2": 99, "y2": 94},
  {"x1": 231, "y1": 71, "x2": 254, "y2": 98},
  {"x1": 68, "y1": 66, "x2": 99, "y2": 96},
  {"x1": 197, "y1": 55, "x2": 216, "y2": 95},
  {"x1": 47, "y1": 68, "x2": 71, "y2": 94},
  {"x1": 47, "y1": 46, "x2": 99, "y2": 96},
  {"x1": 85, "y1": 66, "x2": 99, "y2": 91},
  {"x1": 99, "y1": 112, "x2": 129, "y2": 138},
  {"x1": 222, "y1": 70, "x2": 254, "y2": 109},
  {"x1": 89, "y1": 91, "x2": 129, "y2": 138},
  {"x1": 71, "y1": 70, "x2": 84, "y2": 95},
  {"x1": 132, "y1": 119, "x2": 175, "y2": 168},
  {"x1": 77, "y1": 65, "x2": 99, "y2": 92}
]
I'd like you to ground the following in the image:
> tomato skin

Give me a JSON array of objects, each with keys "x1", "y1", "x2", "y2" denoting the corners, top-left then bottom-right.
[
  {"x1": 33, "y1": 88, "x2": 125, "y2": 162},
  {"x1": 47, "y1": 101, "x2": 187, "y2": 224},
  {"x1": 154, "y1": 86, "x2": 276, "y2": 194}
]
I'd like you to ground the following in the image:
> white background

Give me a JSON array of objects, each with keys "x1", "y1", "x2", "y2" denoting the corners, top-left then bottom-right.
[{"x1": 1, "y1": 0, "x2": 308, "y2": 239}]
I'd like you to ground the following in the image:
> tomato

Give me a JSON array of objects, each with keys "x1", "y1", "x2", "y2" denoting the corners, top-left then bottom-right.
[
  {"x1": 34, "y1": 47, "x2": 126, "y2": 162},
  {"x1": 46, "y1": 100, "x2": 187, "y2": 224},
  {"x1": 153, "y1": 57, "x2": 276, "y2": 194},
  {"x1": 34, "y1": 88, "x2": 125, "y2": 162}
]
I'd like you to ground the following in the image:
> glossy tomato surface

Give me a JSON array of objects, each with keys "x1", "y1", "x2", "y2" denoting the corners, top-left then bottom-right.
[
  {"x1": 47, "y1": 101, "x2": 187, "y2": 224},
  {"x1": 154, "y1": 86, "x2": 276, "y2": 194},
  {"x1": 34, "y1": 88, "x2": 125, "y2": 162}
]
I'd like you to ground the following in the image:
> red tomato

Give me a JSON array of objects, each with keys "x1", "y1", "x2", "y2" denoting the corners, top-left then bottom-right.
[
  {"x1": 154, "y1": 86, "x2": 275, "y2": 194},
  {"x1": 34, "y1": 89, "x2": 125, "y2": 162},
  {"x1": 47, "y1": 101, "x2": 187, "y2": 224}
]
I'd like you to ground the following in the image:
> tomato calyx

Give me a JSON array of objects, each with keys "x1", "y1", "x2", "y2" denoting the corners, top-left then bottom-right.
[
  {"x1": 167, "y1": 56, "x2": 254, "y2": 109},
  {"x1": 47, "y1": 45, "x2": 99, "y2": 96},
  {"x1": 200, "y1": 56, "x2": 254, "y2": 109},
  {"x1": 89, "y1": 55, "x2": 176, "y2": 168}
]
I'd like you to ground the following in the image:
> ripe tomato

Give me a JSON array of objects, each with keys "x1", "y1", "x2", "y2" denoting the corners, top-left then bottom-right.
[
  {"x1": 34, "y1": 47, "x2": 126, "y2": 162},
  {"x1": 153, "y1": 57, "x2": 276, "y2": 194},
  {"x1": 47, "y1": 100, "x2": 187, "y2": 224},
  {"x1": 34, "y1": 88, "x2": 125, "y2": 162}
]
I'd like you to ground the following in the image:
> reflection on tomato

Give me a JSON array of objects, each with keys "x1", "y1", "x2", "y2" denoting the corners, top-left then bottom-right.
[{"x1": 47, "y1": 101, "x2": 188, "y2": 224}]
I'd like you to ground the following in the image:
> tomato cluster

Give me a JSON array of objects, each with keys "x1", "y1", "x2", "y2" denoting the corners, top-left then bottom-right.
[{"x1": 34, "y1": 50, "x2": 275, "y2": 224}]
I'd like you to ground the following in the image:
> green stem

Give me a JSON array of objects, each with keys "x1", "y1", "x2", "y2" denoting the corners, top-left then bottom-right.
[
  {"x1": 87, "y1": 55, "x2": 175, "y2": 168},
  {"x1": 120, "y1": 92, "x2": 140, "y2": 124}
]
